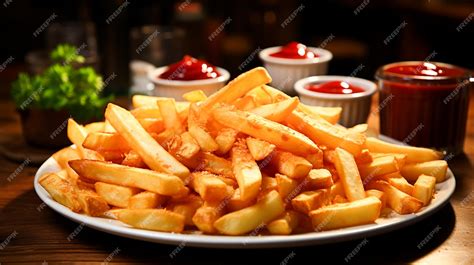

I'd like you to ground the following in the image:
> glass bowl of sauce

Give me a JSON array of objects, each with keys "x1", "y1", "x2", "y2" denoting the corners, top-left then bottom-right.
[
  {"x1": 294, "y1": 76, "x2": 377, "y2": 127},
  {"x1": 375, "y1": 61, "x2": 472, "y2": 155},
  {"x1": 259, "y1": 42, "x2": 333, "y2": 95},
  {"x1": 148, "y1": 55, "x2": 230, "y2": 99}
]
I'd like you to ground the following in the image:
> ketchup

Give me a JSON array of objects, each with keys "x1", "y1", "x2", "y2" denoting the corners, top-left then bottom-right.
[
  {"x1": 159, "y1": 55, "x2": 221, "y2": 81},
  {"x1": 270, "y1": 42, "x2": 318, "y2": 59},
  {"x1": 306, "y1": 81, "x2": 365, "y2": 94},
  {"x1": 376, "y1": 61, "x2": 471, "y2": 154}
]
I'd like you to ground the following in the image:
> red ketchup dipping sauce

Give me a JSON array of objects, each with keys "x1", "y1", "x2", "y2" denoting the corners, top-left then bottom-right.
[
  {"x1": 306, "y1": 81, "x2": 365, "y2": 94},
  {"x1": 159, "y1": 55, "x2": 221, "y2": 81},
  {"x1": 269, "y1": 42, "x2": 318, "y2": 59},
  {"x1": 376, "y1": 62, "x2": 472, "y2": 154}
]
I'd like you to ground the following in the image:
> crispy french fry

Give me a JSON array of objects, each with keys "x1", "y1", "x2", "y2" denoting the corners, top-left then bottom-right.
[
  {"x1": 412, "y1": 174, "x2": 436, "y2": 206},
  {"x1": 166, "y1": 132, "x2": 201, "y2": 168},
  {"x1": 272, "y1": 151, "x2": 312, "y2": 179},
  {"x1": 157, "y1": 98, "x2": 185, "y2": 133},
  {"x1": 130, "y1": 107, "x2": 162, "y2": 119},
  {"x1": 121, "y1": 150, "x2": 147, "y2": 168},
  {"x1": 388, "y1": 177, "x2": 414, "y2": 195},
  {"x1": 367, "y1": 180, "x2": 423, "y2": 214},
  {"x1": 365, "y1": 137, "x2": 442, "y2": 163},
  {"x1": 188, "y1": 103, "x2": 219, "y2": 152},
  {"x1": 132, "y1": 95, "x2": 190, "y2": 110},
  {"x1": 304, "y1": 106, "x2": 342, "y2": 125},
  {"x1": 329, "y1": 181, "x2": 345, "y2": 201},
  {"x1": 370, "y1": 153, "x2": 407, "y2": 168},
  {"x1": 227, "y1": 188, "x2": 255, "y2": 211},
  {"x1": 116, "y1": 209, "x2": 185, "y2": 232},
  {"x1": 52, "y1": 147, "x2": 82, "y2": 169},
  {"x1": 95, "y1": 182, "x2": 141, "y2": 208},
  {"x1": 358, "y1": 155, "x2": 399, "y2": 180},
  {"x1": 76, "y1": 189, "x2": 110, "y2": 216},
  {"x1": 305, "y1": 151, "x2": 324, "y2": 169},
  {"x1": 233, "y1": 95, "x2": 257, "y2": 111},
  {"x1": 84, "y1": 122, "x2": 105, "y2": 133},
  {"x1": 214, "y1": 190, "x2": 285, "y2": 235},
  {"x1": 83, "y1": 132, "x2": 130, "y2": 153},
  {"x1": 192, "y1": 204, "x2": 224, "y2": 234},
  {"x1": 348, "y1": 123, "x2": 368, "y2": 134},
  {"x1": 400, "y1": 160, "x2": 448, "y2": 183},
  {"x1": 129, "y1": 191, "x2": 167, "y2": 209},
  {"x1": 200, "y1": 152, "x2": 234, "y2": 178},
  {"x1": 199, "y1": 67, "x2": 272, "y2": 112},
  {"x1": 286, "y1": 111, "x2": 365, "y2": 156},
  {"x1": 215, "y1": 128, "x2": 239, "y2": 155},
  {"x1": 69, "y1": 160, "x2": 188, "y2": 196},
  {"x1": 231, "y1": 139, "x2": 262, "y2": 201},
  {"x1": 261, "y1": 175, "x2": 278, "y2": 191},
  {"x1": 275, "y1": 173, "x2": 300, "y2": 202},
  {"x1": 305, "y1": 169, "x2": 334, "y2": 190},
  {"x1": 39, "y1": 173, "x2": 82, "y2": 212},
  {"x1": 182, "y1": 89, "x2": 208, "y2": 102},
  {"x1": 190, "y1": 171, "x2": 234, "y2": 203},
  {"x1": 167, "y1": 195, "x2": 203, "y2": 226},
  {"x1": 333, "y1": 148, "x2": 365, "y2": 201},
  {"x1": 245, "y1": 85, "x2": 273, "y2": 105},
  {"x1": 105, "y1": 103, "x2": 190, "y2": 178},
  {"x1": 365, "y1": 189, "x2": 386, "y2": 209},
  {"x1": 291, "y1": 189, "x2": 329, "y2": 214},
  {"x1": 213, "y1": 107, "x2": 320, "y2": 156},
  {"x1": 250, "y1": 97, "x2": 299, "y2": 123},
  {"x1": 355, "y1": 149, "x2": 373, "y2": 164},
  {"x1": 137, "y1": 118, "x2": 165, "y2": 133},
  {"x1": 245, "y1": 137, "x2": 275, "y2": 161},
  {"x1": 309, "y1": 196, "x2": 382, "y2": 231},
  {"x1": 68, "y1": 119, "x2": 104, "y2": 161},
  {"x1": 267, "y1": 210, "x2": 300, "y2": 235}
]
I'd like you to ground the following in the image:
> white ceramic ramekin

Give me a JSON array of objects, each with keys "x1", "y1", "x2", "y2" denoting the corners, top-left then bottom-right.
[
  {"x1": 148, "y1": 66, "x2": 230, "y2": 100},
  {"x1": 294, "y1": 76, "x2": 377, "y2": 127},
  {"x1": 259, "y1": 46, "x2": 333, "y2": 95}
]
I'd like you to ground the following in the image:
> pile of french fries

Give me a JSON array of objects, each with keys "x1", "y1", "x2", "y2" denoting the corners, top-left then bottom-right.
[{"x1": 39, "y1": 67, "x2": 448, "y2": 236}]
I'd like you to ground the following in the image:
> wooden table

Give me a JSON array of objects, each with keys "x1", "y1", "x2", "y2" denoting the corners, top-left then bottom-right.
[{"x1": 1, "y1": 94, "x2": 473, "y2": 264}]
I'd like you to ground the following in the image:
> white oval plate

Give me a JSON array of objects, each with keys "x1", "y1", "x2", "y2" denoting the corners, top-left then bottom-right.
[{"x1": 34, "y1": 137, "x2": 455, "y2": 248}]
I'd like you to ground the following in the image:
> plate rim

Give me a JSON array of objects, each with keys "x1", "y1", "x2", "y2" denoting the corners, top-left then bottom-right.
[{"x1": 33, "y1": 136, "x2": 456, "y2": 248}]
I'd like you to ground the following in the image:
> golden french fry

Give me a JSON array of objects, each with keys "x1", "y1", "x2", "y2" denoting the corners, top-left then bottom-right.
[
  {"x1": 192, "y1": 203, "x2": 224, "y2": 234},
  {"x1": 226, "y1": 188, "x2": 256, "y2": 211},
  {"x1": 188, "y1": 103, "x2": 219, "y2": 152},
  {"x1": 231, "y1": 139, "x2": 262, "y2": 201},
  {"x1": 400, "y1": 160, "x2": 448, "y2": 183},
  {"x1": 306, "y1": 169, "x2": 334, "y2": 190},
  {"x1": 286, "y1": 111, "x2": 365, "y2": 156},
  {"x1": 365, "y1": 137, "x2": 442, "y2": 163},
  {"x1": 412, "y1": 174, "x2": 436, "y2": 206},
  {"x1": 129, "y1": 191, "x2": 167, "y2": 209},
  {"x1": 233, "y1": 95, "x2": 258, "y2": 111},
  {"x1": 213, "y1": 107, "x2": 320, "y2": 156},
  {"x1": 388, "y1": 177, "x2": 414, "y2": 195},
  {"x1": 305, "y1": 151, "x2": 324, "y2": 169},
  {"x1": 261, "y1": 175, "x2": 278, "y2": 191},
  {"x1": 167, "y1": 195, "x2": 203, "y2": 226},
  {"x1": 329, "y1": 181, "x2": 345, "y2": 202},
  {"x1": 199, "y1": 67, "x2": 272, "y2": 112},
  {"x1": 291, "y1": 189, "x2": 329, "y2": 214},
  {"x1": 199, "y1": 152, "x2": 234, "y2": 178},
  {"x1": 132, "y1": 95, "x2": 190, "y2": 110},
  {"x1": 190, "y1": 171, "x2": 234, "y2": 203},
  {"x1": 245, "y1": 137, "x2": 275, "y2": 161},
  {"x1": 76, "y1": 189, "x2": 110, "y2": 216},
  {"x1": 215, "y1": 128, "x2": 239, "y2": 155},
  {"x1": 83, "y1": 132, "x2": 130, "y2": 153},
  {"x1": 182, "y1": 89, "x2": 208, "y2": 102},
  {"x1": 275, "y1": 173, "x2": 300, "y2": 202},
  {"x1": 137, "y1": 118, "x2": 165, "y2": 133},
  {"x1": 365, "y1": 189, "x2": 386, "y2": 209},
  {"x1": 84, "y1": 122, "x2": 105, "y2": 133},
  {"x1": 121, "y1": 150, "x2": 147, "y2": 168},
  {"x1": 214, "y1": 190, "x2": 285, "y2": 235},
  {"x1": 309, "y1": 196, "x2": 382, "y2": 231},
  {"x1": 370, "y1": 153, "x2": 407, "y2": 168},
  {"x1": 69, "y1": 160, "x2": 188, "y2": 196},
  {"x1": 367, "y1": 180, "x2": 423, "y2": 214},
  {"x1": 303, "y1": 106, "x2": 342, "y2": 125},
  {"x1": 333, "y1": 148, "x2": 365, "y2": 201},
  {"x1": 116, "y1": 209, "x2": 185, "y2": 233},
  {"x1": 39, "y1": 173, "x2": 82, "y2": 212},
  {"x1": 358, "y1": 155, "x2": 399, "y2": 180},
  {"x1": 105, "y1": 103, "x2": 190, "y2": 178},
  {"x1": 130, "y1": 107, "x2": 162, "y2": 119},
  {"x1": 95, "y1": 182, "x2": 141, "y2": 208},
  {"x1": 272, "y1": 151, "x2": 312, "y2": 179},
  {"x1": 52, "y1": 147, "x2": 82, "y2": 169},
  {"x1": 157, "y1": 98, "x2": 185, "y2": 133},
  {"x1": 245, "y1": 85, "x2": 273, "y2": 105},
  {"x1": 166, "y1": 132, "x2": 201, "y2": 168},
  {"x1": 348, "y1": 123, "x2": 368, "y2": 134},
  {"x1": 68, "y1": 119, "x2": 104, "y2": 161},
  {"x1": 354, "y1": 149, "x2": 373, "y2": 164},
  {"x1": 267, "y1": 210, "x2": 301, "y2": 235},
  {"x1": 250, "y1": 97, "x2": 299, "y2": 123}
]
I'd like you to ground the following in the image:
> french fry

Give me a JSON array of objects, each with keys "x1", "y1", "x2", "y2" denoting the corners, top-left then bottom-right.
[
  {"x1": 245, "y1": 137, "x2": 275, "y2": 161},
  {"x1": 69, "y1": 160, "x2": 188, "y2": 196},
  {"x1": 52, "y1": 147, "x2": 82, "y2": 169},
  {"x1": 286, "y1": 111, "x2": 365, "y2": 156},
  {"x1": 157, "y1": 98, "x2": 185, "y2": 133},
  {"x1": 412, "y1": 174, "x2": 436, "y2": 206},
  {"x1": 333, "y1": 148, "x2": 366, "y2": 201},
  {"x1": 188, "y1": 103, "x2": 219, "y2": 152},
  {"x1": 358, "y1": 155, "x2": 399, "y2": 180},
  {"x1": 84, "y1": 122, "x2": 105, "y2": 133},
  {"x1": 214, "y1": 190, "x2": 285, "y2": 235},
  {"x1": 137, "y1": 118, "x2": 165, "y2": 133},
  {"x1": 250, "y1": 97, "x2": 299, "y2": 123},
  {"x1": 245, "y1": 85, "x2": 273, "y2": 105},
  {"x1": 68, "y1": 119, "x2": 104, "y2": 161},
  {"x1": 200, "y1": 152, "x2": 234, "y2": 178},
  {"x1": 400, "y1": 160, "x2": 448, "y2": 183},
  {"x1": 305, "y1": 151, "x2": 324, "y2": 169},
  {"x1": 190, "y1": 171, "x2": 234, "y2": 203},
  {"x1": 370, "y1": 153, "x2": 407, "y2": 168},
  {"x1": 95, "y1": 182, "x2": 141, "y2": 208},
  {"x1": 365, "y1": 137, "x2": 442, "y2": 163},
  {"x1": 105, "y1": 103, "x2": 190, "y2": 178},
  {"x1": 227, "y1": 188, "x2": 256, "y2": 211},
  {"x1": 167, "y1": 195, "x2": 203, "y2": 226},
  {"x1": 83, "y1": 132, "x2": 130, "y2": 153},
  {"x1": 132, "y1": 94, "x2": 190, "y2": 110},
  {"x1": 272, "y1": 151, "x2": 312, "y2": 179},
  {"x1": 304, "y1": 106, "x2": 342, "y2": 125},
  {"x1": 131, "y1": 107, "x2": 162, "y2": 119},
  {"x1": 275, "y1": 173, "x2": 300, "y2": 202},
  {"x1": 192, "y1": 203, "x2": 224, "y2": 234},
  {"x1": 348, "y1": 123, "x2": 368, "y2": 134},
  {"x1": 121, "y1": 150, "x2": 147, "y2": 168},
  {"x1": 233, "y1": 95, "x2": 257, "y2": 111},
  {"x1": 215, "y1": 128, "x2": 239, "y2": 155},
  {"x1": 129, "y1": 191, "x2": 167, "y2": 209},
  {"x1": 213, "y1": 107, "x2": 320, "y2": 156},
  {"x1": 261, "y1": 175, "x2": 278, "y2": 191},
  {"x1": 182, "y1": 89, "x2": 208, "y2": 102},
  {"x1": 365, "y1": 189, "x2": 386, "y2": 209},
  {"x1": 199, "y1": 67, "x2": 272, "y2": 112},
  {"x1": 267, "y1": 210, "x2": 300, "y2": 235},
  {"x1": 329, "y1": 181, "x2": 345, "y2": 202},
  {"x1": 231, "y1": 139, "x2": 262, "y2": 201},
  {"x1": 309, "y1": 196, "x2": 382, "y2": 231},
  {"x1": 116, "y1": 209, "x2": 185, "y2": 233},
  {"x1": 367, "y1": 180, "x2": 423, "y2": 214},
  {"x1": 76, "y1": 189, "x2": 110, "y2": 216},
  {"x1": 305, "y1": 169, "x2": 334, "y2": 190},
  {"x1": 354, "y1": 149, "x2": 373, "y2": 164},
  {"x1": 166, "y1": 132, "x2": 201, "y2": 168},
  {"x1": 39, "y1": 173, "x2": 82, "y2": 212},
  {"x1": 291, "y1": 189, "x2": 329, "y2": 214},
  {"x1": 103, "y1": 120, "x2": 116, "y2": 133},
  {"x1": 388, "y1": 177, "x2": 414, "y2": 195}
]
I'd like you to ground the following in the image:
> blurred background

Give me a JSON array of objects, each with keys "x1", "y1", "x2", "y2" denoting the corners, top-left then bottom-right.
[{"x1": 0, "y1": 0, "x2": 473, "y2": 97}]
